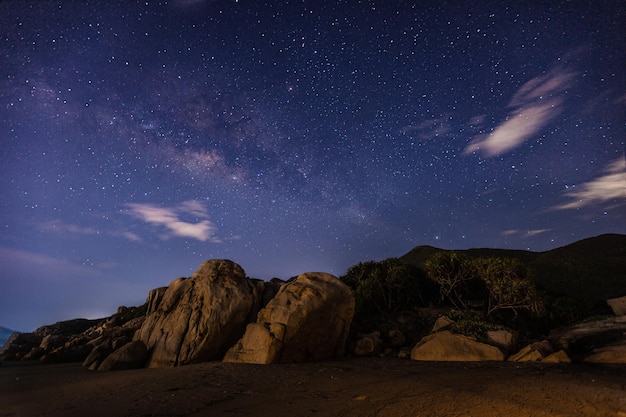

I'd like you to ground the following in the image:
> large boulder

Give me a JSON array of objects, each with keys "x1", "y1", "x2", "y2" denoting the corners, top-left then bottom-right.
[
  {"x1": 410, "y1": 331, "x2": 505, "y2": 362},
  {"x1": 223, "y1": 272, "x2": 355, "y2": 364},
  {"x1": 97, "y1": 341, "x2": 148, "y2": 371},
  {"x1": 549, "y1": 316, "x2": 626, "y2": 360},
  {"x1": 135, "y1": 260, "x2": 259, "y2": 367}
]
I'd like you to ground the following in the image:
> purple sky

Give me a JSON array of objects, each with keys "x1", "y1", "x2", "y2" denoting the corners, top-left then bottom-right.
[{"x1": 1, "y1": 1, "x2": 624, "y2": 331}]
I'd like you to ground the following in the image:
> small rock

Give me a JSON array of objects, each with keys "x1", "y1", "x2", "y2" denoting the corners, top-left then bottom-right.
[
  {"x1": 542, "y1": 350, "x2": 571, "y2": 363},
  {"x1": 508, "y1": 340, "x2": 553, "y2": 362},
  {"x1": 432, "y1": 316, "x2": 455, "y2": 333}
]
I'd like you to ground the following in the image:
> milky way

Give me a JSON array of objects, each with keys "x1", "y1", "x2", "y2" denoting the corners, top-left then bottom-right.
[{"x1": 1, "y1": 1, "x2": 624, "y2": 330}]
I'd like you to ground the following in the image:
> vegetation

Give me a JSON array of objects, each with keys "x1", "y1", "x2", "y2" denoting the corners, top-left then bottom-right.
[{"x1": 341, "y1": 258, "x2": 432, "y2": 318}]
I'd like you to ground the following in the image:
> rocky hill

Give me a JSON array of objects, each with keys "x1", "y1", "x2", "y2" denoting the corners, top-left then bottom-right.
[{"x1": 399, "y1": 233, "x2": 626, "y2": 314}]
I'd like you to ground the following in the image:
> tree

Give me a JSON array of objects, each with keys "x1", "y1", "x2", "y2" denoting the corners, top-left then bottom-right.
[
  {"x1": 472, "y1": 257, "x2": 543, "y2": 318},
  {"x1": 424, "y1": 251, "x2": 476, "y2": 309},
  {"x1": 341, "y1": 258, "x2": 426, "y2": 317}
]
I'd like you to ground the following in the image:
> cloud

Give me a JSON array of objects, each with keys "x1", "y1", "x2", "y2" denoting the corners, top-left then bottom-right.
[
  {"x1": 40, "y1": 220, "x2": 98, "y2": 235},
  {"x1": 0, "y1": 247, "x2": 104, "y2": 278},
  {"x1": 502, "y1": 229, "x2": 551, "y2": 237},
  {"x1": 553, "y1": 158, "x2": 626, "y2": 210},
  {"x1": 125, "y1": 200, "x2": 220, "y2": 242},
  {"x1": 465, "y1": 67, "x2": 576, "y2": 157},
  {"x1": 40, "y1": 219, "x2": 143, "y2": 242}
]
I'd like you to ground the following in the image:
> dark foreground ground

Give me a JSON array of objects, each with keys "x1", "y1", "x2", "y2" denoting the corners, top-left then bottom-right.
[{"x1": 1, "y1": 358, "x2": 625, "y2": 417}]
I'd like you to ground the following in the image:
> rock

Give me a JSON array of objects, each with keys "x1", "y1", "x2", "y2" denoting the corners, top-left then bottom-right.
[
  {"x1": 584, "y1": 341, "x2": 626, "y2": 364},
  {"x1": 353, "y1": 331, "x2": 383, "y2": 357},
  {"x1": 388, "y1": 329, "x2": 406, "y2": 347},
  {"x1": 432, "y1": 316, "x2": 454, "y2": 333},
  {"x1": 549, "y1": 316, "x2": 626, "y2": 359},
  {"x1": 508, "y1": 340, "x2": 553, "y2": 362},
  {"x1": 146, "y1": 287, "x2": 168, "y2": 315},
  {"x1": 607, "y1": 296, "x2": 626, "y2": 316},
  {"x1": 40, "y1": 334, "x2": 67, "y2": 351},
  {"x1": 486, "y1": 330, "x2": 518, "y2": 353},
  {"x1": 83, "y1": 343, "x2": 114, "y2": 370},
  {"x1": 40, "y1": 344, "x2": 93, "y2": 364},
  {"x1": 223, "y1": 272, "x2": 355, "y2": 364},
  {"x1": 542, "y1": 350, "x2": 571, "y2": 363},
  {"x1": 23, "y1": 347, "x2": 45, "y2": 361},
  {"x1": 398, "y1": 347, "x2": 411, "y2": 359},
  {"x1": 135, "y1": 260, "x2": 259, "y2": 367},
  {"x1": 0, "y1": 333, "x2": 42, "y2": 361},
  {"x1": 410, "y1": 331, "x2": 505, "y2": 362},
  {"x1": 98, "y1": 341, "x2": 148, "y2": 371}
]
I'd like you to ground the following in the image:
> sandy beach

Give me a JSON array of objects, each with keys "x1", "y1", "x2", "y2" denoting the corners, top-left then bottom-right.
[{"x1": 1, "y1": 358, "x2": 625, "y2": 417}]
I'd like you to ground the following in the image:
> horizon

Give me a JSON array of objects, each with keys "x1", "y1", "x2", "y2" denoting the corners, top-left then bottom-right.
[
  {"x1": 1, "y1": 1, "x2": 624, "y2": 332},
  {"x1": 2, "y1": 232, "x2": 623, "y2": 333}
]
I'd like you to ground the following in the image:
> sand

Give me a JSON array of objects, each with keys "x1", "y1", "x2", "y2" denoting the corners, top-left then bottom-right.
[{"x1": 1, "y1": 358, "x2": 625, "y2": 417}]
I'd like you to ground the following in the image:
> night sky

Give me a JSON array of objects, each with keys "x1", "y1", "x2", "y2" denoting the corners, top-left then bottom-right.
[{"x1": 1, "y1": 1, "x2": 624, "y2": 331}]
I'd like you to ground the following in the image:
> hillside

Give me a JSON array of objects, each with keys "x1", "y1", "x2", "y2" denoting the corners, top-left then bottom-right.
[{"x1": 399, "y1": 234, "x2": 626, "y2": 311}]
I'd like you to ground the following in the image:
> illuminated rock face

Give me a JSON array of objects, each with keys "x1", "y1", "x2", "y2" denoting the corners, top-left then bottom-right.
[
  {"x1": 607, "y1": 296, "x2": 626, "y2": 316},
  {"x1": 410, "y1": 331, "x2": 505, "y2": 362},
  {"x1": 135, "y1": 260, "x2": 259, "y2": 368},
  {"x1": 224, "y1": 272, "x2": 355, "y2": 364}
]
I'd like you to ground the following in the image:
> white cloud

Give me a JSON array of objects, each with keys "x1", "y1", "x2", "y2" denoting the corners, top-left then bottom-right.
[
  {"x1": 553, "y1": 158, "x2": 626, "y2": 210},
  {"x1": 125, "y1": 200, "x2": 220, "y2": 242},
  {"x1": 465, "y1": 67, "x2": 575, "y2": 157}
]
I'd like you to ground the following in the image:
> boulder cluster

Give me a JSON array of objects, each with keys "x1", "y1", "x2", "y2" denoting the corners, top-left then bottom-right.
[
  {"x1": 1, "y1": 260, "x2": 355, "y2": 370},
  {"x1": 1, "y1": 260, "x2": 625, "y2": 369}
]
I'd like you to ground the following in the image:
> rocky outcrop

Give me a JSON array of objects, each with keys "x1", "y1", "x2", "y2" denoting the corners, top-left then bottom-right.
[
  {"x1": 223, "y1": 272, "x2": 355, "y2": 364},
  {"x1": 549, "y1": 316, "x2": 626, "y2": 358},
  {"x1": 0, "y1": 306, "x2": 146, "y2": 365},
  {"x1": 410, "y1": 330, "x2": 505, "y2": 362},
  {"x1": 135, "y1": 260, "x2": 259, "y2": 368},
  {"x1": 81, "y1": 315, "x2": 145, "y2": 370}
]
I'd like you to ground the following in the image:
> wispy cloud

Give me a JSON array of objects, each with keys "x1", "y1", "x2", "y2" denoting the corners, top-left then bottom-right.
[
  {"x1": 0, "y1": 247, "x2": 104, "y2": 278},
  {"x1": 40, "y1": 220, "x2": 98, "y2": 235},
  {"x1": 125, "y1": 200, "x2": 220, "y2": 242},
  {"x1": 502, "y1": 229, "x2": 551, "y2": 237},
  {"x1": 465, "y1": 67, "x2": 576, "y2": 157},
  {"x1": 40, "y1": 219, "x2": 143, "y2": 242},
  {"x1": 553, "y1": 158, "x2": 626, "y2": 210}
]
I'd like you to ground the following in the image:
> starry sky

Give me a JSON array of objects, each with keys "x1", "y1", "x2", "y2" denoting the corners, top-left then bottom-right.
[{"x1": 1, "y1": 1, "x2": 624, "y2": 331}]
